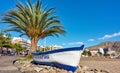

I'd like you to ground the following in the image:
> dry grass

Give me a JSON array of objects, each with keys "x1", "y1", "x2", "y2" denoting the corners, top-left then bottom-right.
[{"x1": 80, "y1": 57, "x2": 120, "y2": 73}]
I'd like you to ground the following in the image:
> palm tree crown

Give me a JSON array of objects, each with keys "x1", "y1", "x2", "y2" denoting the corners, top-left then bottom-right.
[{"x1": 2, "y1": 0, "x2": 66, "y2": 52}]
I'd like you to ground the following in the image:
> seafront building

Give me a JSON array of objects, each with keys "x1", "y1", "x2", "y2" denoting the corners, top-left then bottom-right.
[
  {"x1": 98, "y1": 48, "x2": 104, "y2": 54},
  {"x1": 89, "y1": 47, "x2": 116, "y2": 57},
  {"x1": 50, "y1": 45, "x2": 62, "y2": 50},
  {"x1": 12, "y1": 37, "x2": 62, "y2": 51},
  {"x1": 12, "y1": 37, "x2": 31, "y2": 50},
  {"x1": 37, "y1": 45, "x2": 62, "y2": 51}
]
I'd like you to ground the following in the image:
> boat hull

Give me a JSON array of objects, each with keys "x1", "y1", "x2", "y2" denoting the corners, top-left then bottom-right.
[{"x1": 32, "y1": 45, "x2": 84, "y2": 72}]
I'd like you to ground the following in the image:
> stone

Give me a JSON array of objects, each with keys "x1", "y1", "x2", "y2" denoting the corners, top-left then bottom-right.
[
  {"x1": 39, "y1": 70, "x2": 49, "y2": 73},
  {"x1": 44, "y1": 66, "x2": 51, "y2": 70},
  {"x1": 89, "y1": 71, "x2": 94, "y2": 73},
  {"x1": 57, "y1": 68, "x2": 62, "y2": 72},
  {"x1": 84, "y1": 71, "x2": 90, "y2": 73},
  {"x1": 68, "y1": 71, "x2": 73, "y2": 73},
  {"x1": 100, "y1": 69, "x2": 109, "y2": 73},
  {"x1": 76, "y1": 66, "x2": 82, "y2": 72},
  {"x1": 82, "y1": 66, "x2": 89, "y2": 71},
  {"x1": 20, "y1": 66, "x2": 27, "y2": 72},
  {"x1": 15, "y1": 62, "x2": 111, "y2": 73},
  {"x1": 59, "y1": 69, "x2": 68, "y2": 73},
  {"x1": 26, "y1": 64, "x2": 31, "y2": 67},
  {"x1": 95, "y1": 72, "x2": 102, "y2": 73},
  {"x1": 34, "y1": 67, "x2": 43, "y2": 72},
  {"x1": 53, "y1": 67, "x2": 57, "y2": 70}
]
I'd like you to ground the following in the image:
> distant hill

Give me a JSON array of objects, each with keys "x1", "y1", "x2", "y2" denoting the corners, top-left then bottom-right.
[{"x1": 86, "y1": 41, "x2": 120, "y2": 52}]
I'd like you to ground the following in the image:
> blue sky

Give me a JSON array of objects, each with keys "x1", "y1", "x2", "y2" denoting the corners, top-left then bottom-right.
[{"x1": 0, "y1": 0, "x2": 120, "y2": 48}]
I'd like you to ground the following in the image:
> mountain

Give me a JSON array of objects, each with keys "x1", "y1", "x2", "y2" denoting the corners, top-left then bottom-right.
[{"x1": 86, "y1": 41, "x2": 120, "y2": 52}]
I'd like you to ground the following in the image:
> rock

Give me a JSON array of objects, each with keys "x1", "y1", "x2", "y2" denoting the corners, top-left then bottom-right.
[
  {"x1": 100, "y1": 69, "x2": 109, "y2": 73},
  {"x1": 82, "y1": 66, "x2": 89, "y2": 71},
  {"x1": 95, "y1": 72, "x2": 102, "y2": 73},
  {"x1": 22, "y1": 63, "x2": 27, "y2": 67},
  {"x1": 58, "y1": 69, "x2": 68, "y2": 73},
  {"x1": 18, "y1": 63, "x2": 34, "y2": 73},
  {"x1": 68, "y1": 71, "x2": 73, "y2": 73},
  {"x1": 20, "y1": 66, "x2": 26, "y2": 72},
  {"x1": 57, "y1": 68, "x2": 62, "y2": 72},
  {"x1": 53, "y1": 67, "x2": 57, "y2": 70},
  {"x1": 24, "y1": 70, "x2": 36, "y2": 73},
  {"x1": 15, "y1": 62, "x2": 111, "y2": 73},
  {"x1": 34, "y1": 67, "x2": 43, "y2": 72},
  {"x1": 39, "y1": 70, "x2": 49, "y2": 73},
  {"x1": 26, "y1": 64, "x2": 31, "y2": 67},
  {"x1": 89, "y1": 71, "x2": 95, "y2": 73},
  {"x1": 76, "y1": 65, "x2": 82, "y2": 72},
  {"x1": 44, "y1": 66, "x2": 50, "y2": 70},
  {"x1": 84, "y1": 71, "x2": 90, "y2": 73}
]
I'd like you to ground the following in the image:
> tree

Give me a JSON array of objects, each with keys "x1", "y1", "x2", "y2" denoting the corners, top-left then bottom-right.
[
  {"x1": 0, "y1": 33, "x2": 11, "y2": 48},
  {"x1": 87, "y1": 51, "x2": 92, "y2": 56},
  {"x1": 12, "y1": 44, "x2": 25, "y2": 55},
  {"x1": 82, "y1": 50, "x2": 92, "y2": 56},
  {"x1": 0, "y1": 33, "x2": 4, "y2": 47},
  {"x1": 82, "y1": 50, "x2": 88, "y2": 56},
  {"x1": 2, "y1": 0, "x2": 66, "y2": 53},
  {"x1": 3, "y1": 33, "x2": 11, "y2": 45}
]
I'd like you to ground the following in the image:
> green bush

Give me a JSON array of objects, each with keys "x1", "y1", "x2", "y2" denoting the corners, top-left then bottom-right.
[
  {"x1": 82, "y1": 50, "x2": 92, "y2": 56},
  {"x1": 82, "y1": 50, "x2": 88, "y2": 56},
  {"x1": 88, "y1": 51, "x2": 92, "y2": 56}
]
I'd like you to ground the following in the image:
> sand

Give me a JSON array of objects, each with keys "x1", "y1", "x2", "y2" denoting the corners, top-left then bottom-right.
[
  {"x1": 80, "y1": 57, "x2": 120, "y2": 73},
  {"x1": 0, "y1": 56, "x2": 21, "y2": 73},
  {"x1": 1, "y1": 56, "x2": 120, "y2": 73}
]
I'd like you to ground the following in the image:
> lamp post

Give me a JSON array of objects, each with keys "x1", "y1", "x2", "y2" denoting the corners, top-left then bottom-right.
[{"x1": 44, "y1": 38, "x2": 46, "y2": 52}]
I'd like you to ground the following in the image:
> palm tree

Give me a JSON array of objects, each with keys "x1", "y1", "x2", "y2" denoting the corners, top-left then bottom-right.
[
  {"x1": 11, "y1": 44, "x2": 25, "y2": 55},
  {"x1": 3, "y1": 33, "x2": 11, "y2": 45},
  {"x1": 0, "y1": 33, "x2": 11, "y2": 47},
  {"x1": 0, "y1": 33, "x2": 4, "y2": 47},
  {"x1": 2, "y1": 0, "x2": 66, "y2": 53}
]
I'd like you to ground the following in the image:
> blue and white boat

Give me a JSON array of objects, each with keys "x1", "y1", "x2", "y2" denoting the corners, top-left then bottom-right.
[{"x1": 32, "y1": 45, "x2": 84, "y2": 72}]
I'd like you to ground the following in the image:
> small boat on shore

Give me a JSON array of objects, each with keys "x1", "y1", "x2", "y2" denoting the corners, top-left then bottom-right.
[{"x1": 32, "y1": 45, "x2": 84, "y2": 72}]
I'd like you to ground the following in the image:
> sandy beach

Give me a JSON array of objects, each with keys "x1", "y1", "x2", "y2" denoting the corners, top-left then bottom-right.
[
  {"x1": 80, "y1": 57, "x2": 120, "y2": 73},
  {"x1": 0, "y1": 56, "x2": 120, "y2": 73}
]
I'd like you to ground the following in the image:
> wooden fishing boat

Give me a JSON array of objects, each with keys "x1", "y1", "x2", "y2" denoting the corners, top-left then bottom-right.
[{"x1": 32, "y1": 45, "x2": 84, "y2": 72}]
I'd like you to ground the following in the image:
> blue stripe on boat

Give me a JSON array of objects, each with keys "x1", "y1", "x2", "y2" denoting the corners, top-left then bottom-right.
[
  {"x1": 32, "y1": 61, "x2": 77, "y2": 72},
  {"x1": 32, "y1": 45, "x2": 84, "y2": 55}
]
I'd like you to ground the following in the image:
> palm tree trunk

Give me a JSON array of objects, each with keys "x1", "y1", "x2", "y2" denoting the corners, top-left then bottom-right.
[{"x1": 30, "y1": 37, "x2": 38, "y2": 53}]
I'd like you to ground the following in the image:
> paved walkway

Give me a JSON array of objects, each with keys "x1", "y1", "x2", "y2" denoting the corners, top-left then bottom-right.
[{"x1": 0, "y1": 56, "x2": 21, "y2": 73}]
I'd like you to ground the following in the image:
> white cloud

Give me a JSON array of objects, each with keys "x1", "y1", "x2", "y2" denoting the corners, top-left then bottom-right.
[
  {"x1": 68, "y1": 42, "x2": 84, "y2": 45},
  {"x1": 88, "y1": 39, "x2": 94, "y2": 42},
  {"x1": 99, "y1": 32, "x2": 120, "y2": 40}
]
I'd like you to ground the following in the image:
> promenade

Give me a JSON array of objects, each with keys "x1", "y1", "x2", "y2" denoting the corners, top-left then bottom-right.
[{"x1": 0, "y1": 56, "x2": 21, "y2": 73}]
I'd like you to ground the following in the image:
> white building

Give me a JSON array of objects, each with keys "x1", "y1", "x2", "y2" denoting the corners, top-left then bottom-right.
[
  {"x1": 107, "y1": 51, "x2": 116, "y2": 55},
  {"x1": 12, "y1": 37, "x2": 30, "y2": 50},
  {"x1": 98, "y1": 48, "x2": 104, "y2": 54},
  {"x1": 51, "y1": 45, "x2": 62, "y2": 50}
]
